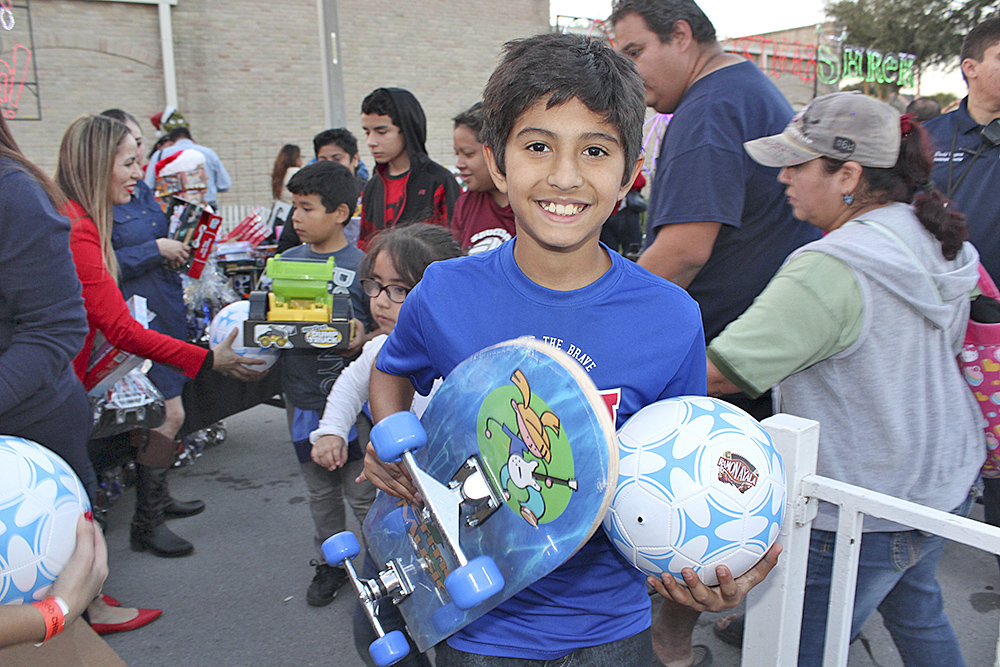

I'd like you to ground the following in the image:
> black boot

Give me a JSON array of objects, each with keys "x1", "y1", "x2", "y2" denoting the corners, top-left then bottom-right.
[
  {"x1": 164, "y1": 496, "x2": 206, "y2": 518},
  {"x1": 130, "y1": 464, "x2": 194, "y2": 557},
  {"x1": 162, "y1": 473, "x2": 206, "y2": 518},
  {"x1": 139, "y1": 430, "x2": 206, "y2": 519}
]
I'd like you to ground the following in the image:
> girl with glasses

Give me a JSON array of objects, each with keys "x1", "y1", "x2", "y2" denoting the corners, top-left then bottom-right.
[{"x1": 308, "y1": 223, "x2": 463, "y2": 667}]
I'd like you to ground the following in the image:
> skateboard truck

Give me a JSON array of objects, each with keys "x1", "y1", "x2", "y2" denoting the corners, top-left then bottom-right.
[
  {"x1": 322, "y1": 411, "x2": 507, "y2": 667},
  {"x1": 449, "y1": 455, "x2": 504, "y2": 528},
  {"x1": 322, "y1": 532, "x2": 414, "y2": 667},
  {"x1": 361, "y1": 557, "x2": 414, "y2": 607},
  {"x1": 371, "y1": 412, "x2": 505, "y2": 604}
]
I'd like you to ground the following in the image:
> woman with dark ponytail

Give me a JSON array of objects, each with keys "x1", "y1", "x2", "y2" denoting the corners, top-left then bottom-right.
[
  {"x1": 701, "y1": 93, "x2": 982, "y2": 666},
  {"x1": 817, "y1": 113, "x2": 968, "y2": 260}
]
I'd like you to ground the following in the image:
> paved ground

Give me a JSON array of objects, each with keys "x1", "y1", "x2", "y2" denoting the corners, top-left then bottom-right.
[{"x1": 101, "y1": 404, "x2": 1000, "y2": 666}]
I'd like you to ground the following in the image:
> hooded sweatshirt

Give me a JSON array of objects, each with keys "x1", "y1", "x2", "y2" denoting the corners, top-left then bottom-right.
[
  {"x1": 359, "y1": 88, "x2": 461, "y2": 249},
  {"x1": 777, "y1": 202, "x2": 984, "y2": 531}
]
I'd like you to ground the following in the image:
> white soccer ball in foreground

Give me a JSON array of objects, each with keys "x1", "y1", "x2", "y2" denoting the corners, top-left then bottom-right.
[
  {"x1": 604, "y1": 396, "x2": 785, "y2": 586},
  {"x1": 0, "y1": 435, "x2": 90, "y2": 605}
]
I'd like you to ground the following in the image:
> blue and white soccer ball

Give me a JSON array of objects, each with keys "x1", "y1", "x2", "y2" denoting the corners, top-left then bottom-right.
[
  {"x1": 0, "y1": 435, "x2": 91, "y2": 605},
  {"x1": 603, "y1": 396, "x2": 785, "y2": 586},
  {"x1": 208, "y1": 300, "x2": 279, "y2": 371}
]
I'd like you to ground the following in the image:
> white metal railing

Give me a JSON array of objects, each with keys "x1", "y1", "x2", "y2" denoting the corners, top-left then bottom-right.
[{"x1": 743, "y1": 414, "x2": 1000, "y2": 667}]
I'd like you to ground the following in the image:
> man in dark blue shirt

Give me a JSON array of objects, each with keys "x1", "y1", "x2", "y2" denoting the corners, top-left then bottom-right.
[
  {"x1": 926, "y1": 17, "x2": 1000, "y2": 283},
  {"x1": 925, "y1": 15, "x2": 1000, "y2": 576},
  {"x1": 611, "y1": 1, "x2": 817, "y2": 664},
  {"x1": 611, "y1": 0, "x2": 819, "y2": 394}
]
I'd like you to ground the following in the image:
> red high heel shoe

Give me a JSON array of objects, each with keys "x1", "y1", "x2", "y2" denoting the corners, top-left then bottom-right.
[
  {"x1": 100, "y1": 593, "x2": 121, "y2": 607},
  {"x1": 91, "y1": 607, "x2": 163, "y2": 635}
]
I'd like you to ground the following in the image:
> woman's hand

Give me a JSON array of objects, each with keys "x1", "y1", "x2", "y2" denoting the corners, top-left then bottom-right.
[
  {"x1": 155, "y1": 238, "x2": 190, "y2": 269},
  {"x1": 1, "y1": 515, "x2": 107, "y2": 648},
  {"x1": 312, "y1": 435, "x2": 348, "y2": 471},
  {"x1": 49, "y1": 514, "x2": 109, "y2": 621},
  {"x1": 212, "y1": 328, "x2": 268, "y2": 381}
]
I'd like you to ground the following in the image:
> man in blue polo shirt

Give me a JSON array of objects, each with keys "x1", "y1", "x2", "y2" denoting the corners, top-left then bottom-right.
[
  {"x1": 926, "y1": 15, "x2": 1000, "y2": 572},
  {"x1": 926, "y1": 16, "x2": 1000, "y2": 283}
]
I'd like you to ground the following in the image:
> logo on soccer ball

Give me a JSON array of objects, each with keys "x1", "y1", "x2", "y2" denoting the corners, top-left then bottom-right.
[{"x1": 717, "y1": 451, "x2": 759, "y2": 494}]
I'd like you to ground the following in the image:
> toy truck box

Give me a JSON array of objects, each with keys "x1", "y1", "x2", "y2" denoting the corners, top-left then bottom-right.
[
  {"x1": 165, "y1": 198, "x2": 223, "y2": 279},
  {"x1": 243, "y1": 254, "x2": 354, "y2": 351}
]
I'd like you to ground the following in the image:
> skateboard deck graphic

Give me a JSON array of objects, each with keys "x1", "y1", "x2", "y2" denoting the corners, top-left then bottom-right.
[{"x1": 361, "y1": 338, "x2": 617, "y2": 654}]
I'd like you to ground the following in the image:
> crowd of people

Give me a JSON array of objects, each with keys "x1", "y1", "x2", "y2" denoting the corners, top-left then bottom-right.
[{"x1": 2, "y1": 1, "x2": 1000, "y2": 665}]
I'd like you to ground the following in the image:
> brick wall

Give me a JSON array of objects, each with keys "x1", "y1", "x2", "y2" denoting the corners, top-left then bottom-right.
[
  {"x1": 6, "y1": 0, "x2": 549, "y2": 208},
  {"x1": 9, "y1": 1, "x2": 164, "y2": 170},
  {"x1": 338, "y1": 0, "x2": 550, "y2": 162}
]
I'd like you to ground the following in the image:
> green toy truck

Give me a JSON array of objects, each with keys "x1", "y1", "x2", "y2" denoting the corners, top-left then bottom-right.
[{"x1": 244, "y1": 254, "x2": 354, "y2": 351}]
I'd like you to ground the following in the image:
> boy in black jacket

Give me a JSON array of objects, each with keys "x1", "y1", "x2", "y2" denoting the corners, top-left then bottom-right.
[{"x1": 358, "y1": 87, "x2": 461, "y2": 250}]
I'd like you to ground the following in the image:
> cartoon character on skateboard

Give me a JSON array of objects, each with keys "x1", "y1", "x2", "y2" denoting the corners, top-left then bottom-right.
[{"x1": 489, "y1": 369, "x2": 577, "y2": 526}]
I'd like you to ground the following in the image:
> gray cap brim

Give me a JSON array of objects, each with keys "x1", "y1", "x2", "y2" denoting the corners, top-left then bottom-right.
[{"x1": 743, "y1": 133, "x2": 823, "y2": 168}]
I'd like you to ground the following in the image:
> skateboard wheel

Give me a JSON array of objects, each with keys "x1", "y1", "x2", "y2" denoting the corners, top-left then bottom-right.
[
  {"x1": 445, "y1": 556, "x2": 504, "y2": 610},
  {"x1": 431, "y1": 602, "x2": 465, "y2": 635},
  {"x1": 322, "y1": 531, "x2": 361, "y2": 565},
  {"x1": 369, "y1": 630, "x2": 410, "y2": 667},
  {"x1": 371, "y1": 412, "x2": 427, "y2": 462}
]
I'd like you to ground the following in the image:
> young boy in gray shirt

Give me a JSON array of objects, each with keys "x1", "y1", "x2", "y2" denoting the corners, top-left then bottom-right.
[{"x1": 280, "y1": 161, "x2": 375, "y2": 606}]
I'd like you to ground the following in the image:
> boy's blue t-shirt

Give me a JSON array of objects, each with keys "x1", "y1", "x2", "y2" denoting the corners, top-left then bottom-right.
[
  {"x1": 279, "y1": 243, "x2": 371, "y2": 411},
  {"x1": 644, "y1": 61, "x2": 821, "y2": 341},
  {"x1": 376, "y1": 240, "x2": 706, "y2": 659}
]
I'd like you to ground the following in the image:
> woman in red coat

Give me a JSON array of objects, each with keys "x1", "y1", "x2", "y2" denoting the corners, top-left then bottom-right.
[{"x1": 55, "y1": 115, "x2": 263, "y2": 565}]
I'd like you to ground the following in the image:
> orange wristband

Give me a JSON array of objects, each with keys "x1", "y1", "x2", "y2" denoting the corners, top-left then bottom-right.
[{"x1": 31, "y1": 596, "x2": 67, "y2": 643}]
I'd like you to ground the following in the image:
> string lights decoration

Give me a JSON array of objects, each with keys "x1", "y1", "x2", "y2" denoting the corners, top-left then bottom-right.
[
  {"x1": 0, "y1": 0, "x2": 39, "y2": 120},
  {"x1": 0, "y1": 0, "x2": 14, "y2": 31}
]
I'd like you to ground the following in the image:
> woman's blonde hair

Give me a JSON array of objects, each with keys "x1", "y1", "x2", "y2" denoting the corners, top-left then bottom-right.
[{"x1": 55, "y1": 114, "x2": 130, "y2": 280}]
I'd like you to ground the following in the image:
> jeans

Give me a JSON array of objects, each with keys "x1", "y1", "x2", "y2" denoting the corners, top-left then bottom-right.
[
  {"x1": 300, "y1": 458, "x2": 375, "y2": 560},
  {"x1": 434, "y1": 628, "x2": 651, "y2": 667},
  {"x1": 798, "y1": 493, "x2": 974, "y2": 667}
]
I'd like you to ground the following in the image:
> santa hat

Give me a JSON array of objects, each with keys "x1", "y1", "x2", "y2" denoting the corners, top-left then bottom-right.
[
  {"x1": 150, "y1": 106, "x2": 187, "y2": 134},
  {"x1": 156, "y1": 148, "x2": 206, "y2": 178}
]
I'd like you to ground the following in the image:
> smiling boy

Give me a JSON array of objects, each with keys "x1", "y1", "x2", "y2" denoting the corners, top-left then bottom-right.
[
  {"x1": 358, "y1": 87, "x2": 461, "y2": 250},
  {"x1": 362, "y1": 34, "x2": 774, "y2": 665}
]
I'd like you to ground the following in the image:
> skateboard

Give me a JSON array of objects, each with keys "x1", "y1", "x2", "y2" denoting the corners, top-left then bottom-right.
[{"x1": 323, "y1": 337, "x2": 618, "y2": 666}]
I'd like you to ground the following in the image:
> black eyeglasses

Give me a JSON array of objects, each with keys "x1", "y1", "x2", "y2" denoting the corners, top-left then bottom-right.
[{"x1": 361, "y1": 279, "x2": 410, "y2": 304}]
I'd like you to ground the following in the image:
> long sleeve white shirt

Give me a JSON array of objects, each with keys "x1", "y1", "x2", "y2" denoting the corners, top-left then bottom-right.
[{"x1": 309, "y1": 334, "x2": 437, "y2": 444}]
